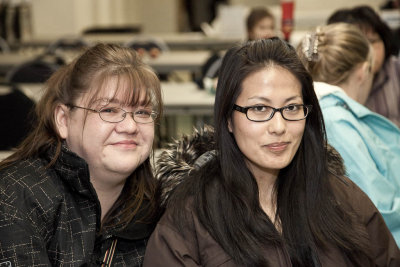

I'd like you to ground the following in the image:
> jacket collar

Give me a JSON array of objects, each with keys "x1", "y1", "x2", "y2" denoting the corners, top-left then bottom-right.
[
  {"x1": 44, "y1": 142, "x2": 95, "y2": 199},
  {"x1": 156, "y1": 125, "x2": 347, "y2": 208},
  {"x1": 45, "y1": 142, "x2": 155, "y2": 240},
  {"x1": 112, "y1": 200, "x2": 156, "y2": 240},
  {"x1": 314, "y1": 82, "x2": 373, "y2": 118}
]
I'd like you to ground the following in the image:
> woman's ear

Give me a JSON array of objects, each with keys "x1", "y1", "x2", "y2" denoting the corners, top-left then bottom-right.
[
  {"x1": 228, "y1": 118, "x2": 233, "y2": 133},
  {"x1": 54, "y1": 104, "x2": 69, "y2": 139},
  {"x1": 359, "y1": 61, "x2": 372, "y2": 80}
]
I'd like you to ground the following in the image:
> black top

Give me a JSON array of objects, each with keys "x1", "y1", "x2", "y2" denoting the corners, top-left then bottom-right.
[
  {"x1": 0, "y1": 143, "x2": 155, "y2": 266},
  {"x1": 0, "y1": 88, "x2": 36, "y2": 150}
]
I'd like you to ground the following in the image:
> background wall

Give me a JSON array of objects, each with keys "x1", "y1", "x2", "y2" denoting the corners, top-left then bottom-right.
[{"x1": 28, "y1": 0, "x2": 385, "y2": 38}]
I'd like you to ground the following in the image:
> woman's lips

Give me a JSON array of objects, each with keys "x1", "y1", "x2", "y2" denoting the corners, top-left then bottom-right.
[
  {"x1": 113, "y1": 140, "x2": 138, "y2": 149},
  {"x1": 266, "y1": 142, "x2": 289, "y2": 152}
]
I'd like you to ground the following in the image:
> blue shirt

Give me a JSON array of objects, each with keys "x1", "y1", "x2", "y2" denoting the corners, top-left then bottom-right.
[{"x1": 315, "y1": 82, "x2": 400, "y2": 245}]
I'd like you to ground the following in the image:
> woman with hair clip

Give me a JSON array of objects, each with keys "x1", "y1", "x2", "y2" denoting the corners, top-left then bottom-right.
[
  {"x1": 297, "y1": 23, "x2": 400, "y2": 247},
  {"x1": 327, "y1": 5, "x2": 400, "y2": 127},
  {"x1": 0, "y1": 43, "x2": 163, "y2": 266},
  {"x1": 144, "y1": 38, "x2": 399, "y2": 266}
]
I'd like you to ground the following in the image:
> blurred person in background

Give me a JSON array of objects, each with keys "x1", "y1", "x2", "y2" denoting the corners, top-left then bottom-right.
[
  {"x1": 247, "y1": 6, "x2": 278, "y2": 41},
  {"x1": 298, "y1": 22, "x2": 400, "y2": 245},
  {"x1": 327, "y1": 5, "x2": 400, "y2": 127}
]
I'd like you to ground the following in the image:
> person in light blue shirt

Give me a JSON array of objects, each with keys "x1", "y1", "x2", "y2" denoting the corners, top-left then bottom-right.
[{"x1": 298, "y1": 23, "x2": 400, "y2": 245}]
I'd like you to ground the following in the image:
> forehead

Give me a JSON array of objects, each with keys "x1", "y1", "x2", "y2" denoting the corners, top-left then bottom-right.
[
  {"x1": 257, "y1": 17, "x2": 274, "y2": 27},
  {"x1": 82, "y1": 76, "x2": 148, "y2": 106},
  {"x1": 240, "y1": 66, "x2": 302, "y2": 101}
]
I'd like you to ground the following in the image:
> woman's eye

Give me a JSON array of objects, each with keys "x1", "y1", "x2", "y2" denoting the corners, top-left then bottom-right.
[
  {"x1": 250, "y1": 106, "x2": 268, "y2": 112},
  {"x1": 135, "y1": 109, "x2": 152, "y2": 116},
  {"x1": 285, "y1": 105, "x2": 300, "y2": 112},
  {"x1": 100, "y1": 107, "x2": 119, "y2": 113}
]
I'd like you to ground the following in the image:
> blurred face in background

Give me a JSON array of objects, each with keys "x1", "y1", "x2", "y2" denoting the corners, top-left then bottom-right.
[
  {"x1": 358, "y1": 52, "x2": 375, "y2": 104},
  {"x1": 364, "y1": 29, "x2": 385, "y2": 74},
  {"x1": 248, "y1": 17, "x2": 276, "y2": 40}
]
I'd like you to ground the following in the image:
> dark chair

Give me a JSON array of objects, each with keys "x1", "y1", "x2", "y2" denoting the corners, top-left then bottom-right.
[
  {"x1": 125, "y1": 37, "x2": 170, "y2": 80},
  {"x1": 82, "y1": 25, "x2": 142, "y2": 34},
  {"x1": 0, "y1": 36, "x2": 10, "y2": 53},
  {"x1": 204, "y1": 56, "x2": 222, "y2": 80},
  {"x1": 0, "y1": 83, "x2": 36, "y2": 149},
  {"x1": 194, "y1": 53, "x2": 222, "y2": 88},
  {"x1": 5, "y1": 53, "x2": 62, "y2": 83},
  {"x1": 124, "y1": 36, "x2": 169, "y2": 53},
  {"x1": 202, "y1": 56, "x2": 222, "y2": 94},
  {"x1": 46, "y1": 37, "x2": 90, "y2": 53}
]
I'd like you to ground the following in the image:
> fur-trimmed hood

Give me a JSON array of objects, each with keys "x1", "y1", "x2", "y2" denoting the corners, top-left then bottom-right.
[
  {"x1": 156, "y1": 125, "x2": 346, "y2": 207},
  {"x1": 156, "y1": 125, "x2": 216, "y2": 207}
]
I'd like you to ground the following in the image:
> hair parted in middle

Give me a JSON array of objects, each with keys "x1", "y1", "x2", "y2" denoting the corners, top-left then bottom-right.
[
  {"x1": 1, "y1": 43, "x2": 163, "y2": 231},
  {"x1": 168, "y1": 38, "x2": 371, "y2": 266}
]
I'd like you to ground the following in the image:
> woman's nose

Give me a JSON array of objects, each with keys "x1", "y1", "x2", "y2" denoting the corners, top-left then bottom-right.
[
  {"x1": 116, "y1": 112, "x2": 138, "y2": 133},
  {"x1": 267, "y1": 111, "x2": 286, "y2": 135}
]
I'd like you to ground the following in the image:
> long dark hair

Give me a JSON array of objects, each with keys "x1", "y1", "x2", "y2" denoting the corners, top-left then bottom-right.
[
  {"x1": 169, "y1": 38, "x2": 370, "y2": 266},
  {"x1": 0, "y1": 43, "x2": 163, "y2": 231}
]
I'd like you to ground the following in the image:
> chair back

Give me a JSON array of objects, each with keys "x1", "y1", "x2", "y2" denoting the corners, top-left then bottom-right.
[
  {"x1": 0, "y1": 83, "x2": 36, "y2": 149},
  {"x1": 124, "y1": 36, "x2": 169, "y2": 53},
  {"x1": 46, "y1": 37, "x2": 90, "y2": 53},
  {"x1": 6, "y1": 54, "x2": 61, "y2": 83},
  {"x1": 0, "y1": 36, "x2": 10, "y2": 53},
  {"x1": 83, "y1": 25, "x2": 142, "y2": 34}
]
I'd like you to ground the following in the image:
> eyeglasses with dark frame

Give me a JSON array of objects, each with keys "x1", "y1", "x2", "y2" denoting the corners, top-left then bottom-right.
[
  {"x1": 66, "y1": 104, "x2": 157, "y2": 124},
  {"x1": 233, "y1": 104, "x2": 312, "y2": 122}
]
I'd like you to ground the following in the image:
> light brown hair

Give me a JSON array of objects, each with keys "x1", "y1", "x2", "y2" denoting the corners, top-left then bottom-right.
[
  {"x1": 1, "y1": 43, "x2": 163, "y2": 230},
  {"x1": 297, "y1": 23, "x2": 370, "y2": 85}
]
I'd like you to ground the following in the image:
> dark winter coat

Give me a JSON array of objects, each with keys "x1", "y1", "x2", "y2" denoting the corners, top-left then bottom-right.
[
  {"x1": 0, "y1": 144, "x2": 155, "y2": 266},
  {"x1": 144, "y1": 126, "x2": 400, "y2": 266}
]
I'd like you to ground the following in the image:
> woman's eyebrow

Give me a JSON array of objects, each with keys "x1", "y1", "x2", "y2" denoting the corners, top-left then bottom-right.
[{"x1": 247, "y1": 95, "x2": 302, "y2": 102}]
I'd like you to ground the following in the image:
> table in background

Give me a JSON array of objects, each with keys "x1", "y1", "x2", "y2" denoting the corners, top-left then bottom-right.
[
  {"x1": 13, "y1": 32, "x2": 242, "y2": 51},
  {"x1": 0, "y1": 50, "x2": 211, "y2": 78}
]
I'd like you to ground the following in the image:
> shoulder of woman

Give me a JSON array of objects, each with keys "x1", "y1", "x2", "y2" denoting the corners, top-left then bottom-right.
[
  {"x1": 154, "y1": 197, "x2": 203, "y2": 251},
  {"x1": 329, "y1": 174, "x2": 380, "y2": 225},
  {"x1": 153, "y1": 198, "x2": 230, "y2": 264},
  {"x1": 0, "y1": 157, "x2": 51, "y2": 190},
  {"x1": 0, "y1": 156, "x2": 64, "y2": 212}
]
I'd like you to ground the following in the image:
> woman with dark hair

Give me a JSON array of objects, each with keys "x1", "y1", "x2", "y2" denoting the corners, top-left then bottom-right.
[
  {"x1": 327, "y1": 5, "x2": 400, "y2": 127},
  {"x1": 0, "y1": 43, "x2": 163, "y2": 266},
  {"x1": 144, "y1": 38, "x2": 399, "y2": 266}
]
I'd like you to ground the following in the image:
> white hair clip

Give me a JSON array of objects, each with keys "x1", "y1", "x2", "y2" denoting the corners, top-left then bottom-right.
[{"x1": 302, "y1": 33, "x2": 319, "y2": 62}]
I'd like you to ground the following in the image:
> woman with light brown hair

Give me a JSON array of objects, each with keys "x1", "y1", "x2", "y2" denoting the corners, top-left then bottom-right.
[
  {"x1": 298, "y1": 22, "x2": 400, "y2": 246},
  {"x1": 0, "y1": 43, "x2": 163, "y2": 266},
  {"x1": 327, "y1": 5, "x2": 400, "y2": 127}
]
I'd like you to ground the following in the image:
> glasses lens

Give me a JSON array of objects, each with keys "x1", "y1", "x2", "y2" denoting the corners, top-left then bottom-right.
[
  {"x1": 282, "y1": 104, "x2": 308, "y2": 120},
  {"x1": 247, "y1": 106, "x2": 274, "y2": 121},
  {"x1": 99, "y1": 107, "x2": 125, "y2": 123},
  {"x1": 133, "y1": 109, "x2": 156, "y2": 123},
  {"x1": 99, "y1": 107, "x2": 156, "y2": 123}
]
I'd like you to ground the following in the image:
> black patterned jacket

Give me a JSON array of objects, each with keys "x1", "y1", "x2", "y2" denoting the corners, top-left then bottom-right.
[{"x1": 0, "y1": 145, "x2": 155, "y2": 266}]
